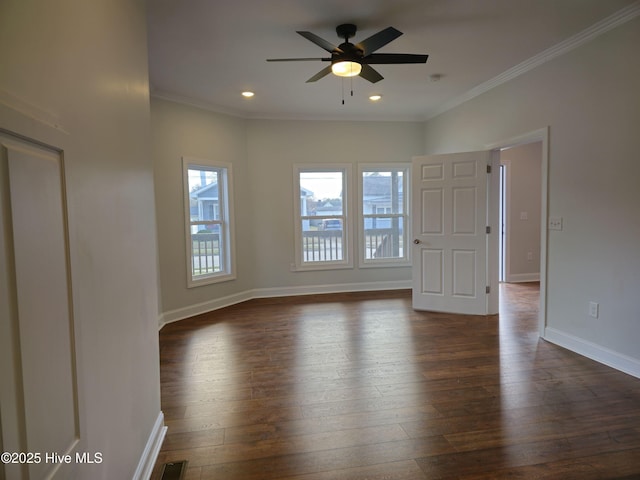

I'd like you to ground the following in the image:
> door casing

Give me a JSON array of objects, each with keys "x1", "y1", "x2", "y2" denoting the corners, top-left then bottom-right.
[{"x1": 412, "y1": 126, "x2": 549, "y2": 339}]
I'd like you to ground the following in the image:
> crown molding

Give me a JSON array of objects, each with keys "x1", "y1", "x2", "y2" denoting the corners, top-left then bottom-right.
[
  {"x1": 425, "y1": 1, "x2": 640, "y2": 121},
  {"x1": 151, "y1": 88, "x2": 424, "y2": 123},
  {"x1": 150, "y1": 89, "x2": 248, "y2": 118}
]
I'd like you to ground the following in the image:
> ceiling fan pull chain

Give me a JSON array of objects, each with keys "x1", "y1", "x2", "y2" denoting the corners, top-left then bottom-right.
[{"x1": 342, "y1": 78, "x2": 345, "y2": 105}]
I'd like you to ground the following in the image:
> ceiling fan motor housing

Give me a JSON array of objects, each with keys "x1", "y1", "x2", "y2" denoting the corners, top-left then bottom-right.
[
  {"x1": 333, "y1": 44, "x2": 363, "y2": 64},
  {"x1": 336, "y1": 23, "x2": 357, "y2": 40},
  {"x1": 333, "y1": 25, "x2": 364, "y2": 65}
]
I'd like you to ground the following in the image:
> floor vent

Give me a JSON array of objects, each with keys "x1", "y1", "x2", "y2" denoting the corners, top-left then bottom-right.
[{"x1": 160, "y1": 460, "x2": 187, "y2": 480}]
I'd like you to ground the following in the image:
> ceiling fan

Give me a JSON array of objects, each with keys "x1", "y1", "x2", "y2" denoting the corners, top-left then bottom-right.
[{"x1": 267, "y1": 24, "x2": 428, "y2": 83}]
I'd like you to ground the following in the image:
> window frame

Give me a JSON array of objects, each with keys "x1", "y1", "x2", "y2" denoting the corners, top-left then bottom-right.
[
  {"x1": 293, "y1": 164, "x2": 354, "y2": 271},
  {"x1": 358, "y1": 163, "x2": 411, "y2": 268},
  {"x1": 182, "y1": 157, "x2": 236, "y2": 287}
]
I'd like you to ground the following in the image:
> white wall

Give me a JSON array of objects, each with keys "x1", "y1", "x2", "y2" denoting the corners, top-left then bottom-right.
[
  {"x1": 246, "y1": 119, "x2": 423, "y2": 291},
  {"x1": 424, "y1": 17, "x2": 640, "y2": 374},
  {"x1": 0, "y1": 0, "x2": 162, "y2": 478},
  {"x1": 501, "y1": 142, "x2": 542, "y2": 282},
  {"x1": 151, "y1": 98, "x2": 253, "y2": 317},
  {"x1": 151, "y1": 103, "x2": 424, "y2": 321}
]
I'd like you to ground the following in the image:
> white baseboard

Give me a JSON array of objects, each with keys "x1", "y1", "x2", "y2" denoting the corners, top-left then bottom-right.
[
  {"x1": 250, "y1": 280, "x2": 412, "y2": 300},
  {"x1": 544, "y1": 327, "x2": 640, "y2": 379},
  {"x1": 161, "y1": 290, "x2": 253, "y2": 328},
  {"x1": 505, "y1": 272, "x2": 540, "y2": 283},
  {"x1": 160, "y1": 281, "x2": 411, "y2": 329},
  {"x1": 132, "y1": 411, "x2": 167, "y2": 480}
]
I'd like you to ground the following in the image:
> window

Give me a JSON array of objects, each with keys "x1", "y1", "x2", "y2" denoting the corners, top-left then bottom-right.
[
  {"x1": 183, "y1": 157, "x2": 235, "y2": 286},
  {"x1": 359, "y1": 164, "x2": 410, "y2": 267},
  {"x1": 293, "y1": 165, "x2": 353, "y2": 270}
]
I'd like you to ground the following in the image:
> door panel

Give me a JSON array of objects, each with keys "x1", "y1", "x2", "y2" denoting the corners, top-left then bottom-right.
[
  {"x1": 420, "y1": 249, "x2": 443, "y2": 294},
  {"x1": 0, "y1": 133, "x2": 79, "y2": 479},
  {"x1": 452, "y1": 187, "x2": 476, "y2": 234},
  {"x1": 421, "y1": 189, "x2": 443, "y2": 233},
  {"x1": 412, "y1": 151, "x2": 490, "y2": 314},
  {"x1": 454, "y1": 160, "x2": 476, "y2": 175},
  {"x1": 452, "y1": 249, "x2": 476, "y2": 296}
]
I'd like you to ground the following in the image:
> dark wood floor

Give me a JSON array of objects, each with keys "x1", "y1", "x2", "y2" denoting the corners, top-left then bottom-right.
[{"x1": 152, "y1": 284, "x2": 640, "y2": 479}]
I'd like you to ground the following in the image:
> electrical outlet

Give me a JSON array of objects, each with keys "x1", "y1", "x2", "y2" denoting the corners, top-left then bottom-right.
[
  {"x1": 588, "y1": 301, "x2": 599, "y2": 319},
  {"x1": 549, "y1": 217, "x2": 563, "y2": 230},
  {"x1": 520, "y1": 211, "x2": 528, "y2": 220},
  {"x1": 527, "y1": 251, "x2": 533, "y2": 261}
]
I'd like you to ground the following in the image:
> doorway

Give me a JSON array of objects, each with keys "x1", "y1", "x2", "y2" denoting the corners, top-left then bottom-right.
[
  {"x1": 487, "y1": 127, "x2": 549, "y2": 338},
  {"x1": 411, "y1": 128, "x2": 548, "y2": 337},
  {"x1": 498, "y1": 141, "x2": 543, "y2": 285}
]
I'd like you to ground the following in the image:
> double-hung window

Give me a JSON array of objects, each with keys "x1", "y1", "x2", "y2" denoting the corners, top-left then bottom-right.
[
  {"x1": 293, "y1": 165, "x2": 352, "y2": 270},
  {"x1": 359, "y1": 164, "x2": 410, "y2": 267},
  {"x1": 182, "y1": 157, "x2": 235, "y2": 286}
]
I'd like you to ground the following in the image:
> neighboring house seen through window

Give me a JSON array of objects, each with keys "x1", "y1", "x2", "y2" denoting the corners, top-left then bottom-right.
[
  {"x1": 293, "y1": 165, "x2": 353, "y2": 270},
  {"x1": 183, "y1": 157, "x2": 235, "y2": 286},
  {"x1": 293, "y1": 163, "x2": 410, "y2": 271},
  {"x1": 359, "y1": 164, "x2": 410, "y2": 267}
]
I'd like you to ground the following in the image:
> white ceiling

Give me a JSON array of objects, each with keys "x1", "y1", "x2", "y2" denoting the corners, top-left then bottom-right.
[{"x1": 147, "y1": 0, "x2": 637, "y2": 121}]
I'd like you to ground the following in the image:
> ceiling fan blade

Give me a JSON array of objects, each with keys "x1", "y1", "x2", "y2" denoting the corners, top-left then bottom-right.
[
  {"x1": 356, "y1": 27, "x2": 402, "y2": 55},
  {"x1": 267, "y1": 57, "x2": 329, "y2": 62},
  {"x1": 297, "y1": 31, "x2": 342, "y2": 53},
  {"x1": 363, "y1": 53, "x2": 429, "y2": 64},
  {"x1": 306, "y1": 65, "x2": 332, "y2": 83},
  {"x1": 359, "y1": 64, "x2": 384, "y2": 83}
]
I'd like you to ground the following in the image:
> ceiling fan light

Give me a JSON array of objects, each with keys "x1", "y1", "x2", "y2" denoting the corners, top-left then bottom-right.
[{"x1": 331, "y1": 61, "x2": 362, "y2": 77}]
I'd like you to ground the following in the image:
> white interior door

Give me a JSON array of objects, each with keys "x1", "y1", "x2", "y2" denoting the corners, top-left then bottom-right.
[{"x1": 412, "y1": 151, "x2": 491, "y2": 315}]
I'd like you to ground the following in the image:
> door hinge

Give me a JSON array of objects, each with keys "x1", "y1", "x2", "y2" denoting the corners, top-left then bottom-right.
[
  {"x1": 486, "y1": 164, "x2": 492, "y2": 174},
  {"x1": 486, "y1": 286, "x2": 491, "y2": 294},
  {"x1": 486, "y1": 226, "x2": 491, "y2": 234}
]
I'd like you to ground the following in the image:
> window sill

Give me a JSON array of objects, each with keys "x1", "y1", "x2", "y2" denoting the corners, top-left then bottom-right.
[
  {"x1": 187, "y1": 272, "x2": 236, "y2": 288},
  {"x1": 359, "y1": 261, "x2": 412, "y2": 269},
  {"x1": 291, "y1": 263, "x2": 354, "y2": 272}
]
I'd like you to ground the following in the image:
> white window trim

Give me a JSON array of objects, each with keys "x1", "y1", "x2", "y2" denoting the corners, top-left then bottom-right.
[
  {"x1": 292, "y1": 164, "x2": 354, "y2": 271},
  {"x1": 182, "y1": 156, "x2": 236, "y2": 287},
  {"x1": 357, "y1": 163, "x2": 411, "y2": 268}
]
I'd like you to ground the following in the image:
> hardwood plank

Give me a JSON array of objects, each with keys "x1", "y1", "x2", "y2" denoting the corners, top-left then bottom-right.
[
  {"x1": 183, "y1": 467, "x2": 202, "y2": 480},
  {"x1": 162, "y1": 428, "x2": 225, "y2": 452},
  {"x1": 198, "y1": 436, "x2": 454, "y2": 479},
  {"x1": 457, "y1": 449, "x2": 640, "y2": 480},
  {"x1": 151, "y1": 283, "x2": 640, "y2": 479},
  {"x1": 223, "y1": 404, "x2": 442, "y2": 444},
  {"x1": 278, "y1": 459, "x2": 426, "y2": 480},
  {"x1": 416, "y1": 423, "x2": 640, "y2": 478}
]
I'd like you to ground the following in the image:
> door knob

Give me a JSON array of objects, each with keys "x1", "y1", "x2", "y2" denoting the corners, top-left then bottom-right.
[{"x1": 413, "y1": 239, "x2": 421, "y2": 245}]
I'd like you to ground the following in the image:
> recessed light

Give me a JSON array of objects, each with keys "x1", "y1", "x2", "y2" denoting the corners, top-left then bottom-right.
[
  {"x1": 242, "y1": 91, "x2": 255, "y2": 98},
  {"x1": 369, "y1": 94, "x2": 382, "y2": 101}
]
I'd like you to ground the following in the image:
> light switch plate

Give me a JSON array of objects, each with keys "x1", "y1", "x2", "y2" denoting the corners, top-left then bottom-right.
[{"x1": 549, "y1": 217, "x2": 563, "y2": 230}]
